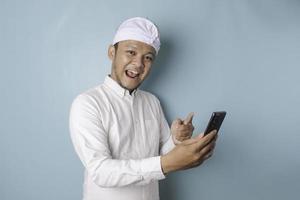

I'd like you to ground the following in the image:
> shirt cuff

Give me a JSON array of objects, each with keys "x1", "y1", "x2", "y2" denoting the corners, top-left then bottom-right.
[{"x1": 140, "y1": 156, "x2": 166, "y2": 181}]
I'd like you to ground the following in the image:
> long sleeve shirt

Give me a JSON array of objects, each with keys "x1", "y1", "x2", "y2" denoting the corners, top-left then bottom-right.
[{"x1": 69, "y1": 76, "x2": 175, "y2": 200}]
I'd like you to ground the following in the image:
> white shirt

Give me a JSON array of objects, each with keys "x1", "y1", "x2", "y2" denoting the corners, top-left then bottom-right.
[{"x1": 69, "y1": 76, "x2": 175, "y2": 200}]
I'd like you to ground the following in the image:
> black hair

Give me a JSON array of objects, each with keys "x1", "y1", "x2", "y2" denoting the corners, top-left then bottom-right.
[{"x1": 114, "y1": 42, "x2": 119, "y2": 51}]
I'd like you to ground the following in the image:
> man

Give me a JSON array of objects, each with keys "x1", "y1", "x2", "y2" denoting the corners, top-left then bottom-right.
[{"x1": 69, "y1": 17, "x2": 217, "y2": 200}]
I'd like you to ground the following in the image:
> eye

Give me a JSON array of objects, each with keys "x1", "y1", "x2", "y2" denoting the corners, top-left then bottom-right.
[
  {"x1": 126, "y1": 50, "x2": 136, "y2": 56},
  {"x1": 145, "y1": 55, "x2": 154, "y2": 62}
]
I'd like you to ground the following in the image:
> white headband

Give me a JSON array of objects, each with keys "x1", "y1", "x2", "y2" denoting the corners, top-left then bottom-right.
[{"x1": 112, "y1": 17, "x2": 161, "y2": 54}]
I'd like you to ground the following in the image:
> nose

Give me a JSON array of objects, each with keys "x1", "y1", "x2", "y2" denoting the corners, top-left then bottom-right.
[{"x1": 133, "y1": 56, "x2": 144, "y2": 69}]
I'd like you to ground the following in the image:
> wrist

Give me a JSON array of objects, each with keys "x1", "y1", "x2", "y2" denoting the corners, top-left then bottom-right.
[
  {"x1": 161, "y1": 154, "x2": 177, "y2": 174},
  {"x1": 161, "y1": 155, "x2": 170, "y2": 174}
]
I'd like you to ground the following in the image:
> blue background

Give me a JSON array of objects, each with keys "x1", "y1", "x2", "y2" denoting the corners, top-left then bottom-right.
[{"x1": 1, "y1": 0, "x2": 300, "y2": 199}]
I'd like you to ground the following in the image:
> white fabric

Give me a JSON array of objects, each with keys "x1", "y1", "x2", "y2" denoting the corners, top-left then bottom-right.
[
  {"x1": 112, "y1": 17, "x2": 161, "y2": 54},
  {"x1": 69, "y1": 76, "x2": 175, "y2": 200}
]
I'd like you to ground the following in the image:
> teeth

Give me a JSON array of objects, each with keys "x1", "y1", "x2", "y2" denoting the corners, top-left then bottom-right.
[
  {"x1": 126, "y1": 69, "x2": 140, "y2": 78},
  {"x1": 128, "y1": 70, "x2": 139, "y2": 75}
]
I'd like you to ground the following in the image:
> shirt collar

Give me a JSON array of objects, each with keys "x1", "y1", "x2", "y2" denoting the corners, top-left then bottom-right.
[{"x1": 104, "y1": 75, "x2": 138, "y2": 97}]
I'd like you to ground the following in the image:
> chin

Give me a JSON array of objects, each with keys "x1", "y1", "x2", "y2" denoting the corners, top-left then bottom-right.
[
  {"x1": 127, "y1": 85, "x2": 139, "y2": 91},
  {"x1": 121, "y1": 82, "x2": 138, "y2": 91}
]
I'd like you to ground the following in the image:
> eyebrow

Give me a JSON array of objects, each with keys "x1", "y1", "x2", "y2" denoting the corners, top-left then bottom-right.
[
  {"x1": 147, "y1": 52, "x2": 155, "y2": 57},
  {"x1": 124, "y1": 44, "x2": 155, "y2": 57}
]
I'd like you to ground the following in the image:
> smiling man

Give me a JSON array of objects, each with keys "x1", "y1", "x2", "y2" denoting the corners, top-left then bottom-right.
[
  {"x1": 109, "y1": 40, "x2": 155, "y2": 93},
  {"x1": 69, "y1": 17, "x2": 217, "y2": 200}
]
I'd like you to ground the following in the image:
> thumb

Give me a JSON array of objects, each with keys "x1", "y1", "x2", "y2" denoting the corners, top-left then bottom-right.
[{"x1": 183, "y1": 112, "x2": 194, "y2": 125}]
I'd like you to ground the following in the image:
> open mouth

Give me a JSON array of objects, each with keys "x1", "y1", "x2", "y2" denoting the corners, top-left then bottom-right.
[{"x1": 125, "y1": 69, "x2": 140, "y2": 79}]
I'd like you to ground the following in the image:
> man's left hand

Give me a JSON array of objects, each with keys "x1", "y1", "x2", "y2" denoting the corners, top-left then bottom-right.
[{"x1": 171, "y1": 112, "x2": 195, "y2": 145}]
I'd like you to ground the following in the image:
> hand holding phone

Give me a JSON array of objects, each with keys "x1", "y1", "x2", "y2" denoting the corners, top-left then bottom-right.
[{"x1": 204, "y1": 111, "x2": 226, "y2": 135}]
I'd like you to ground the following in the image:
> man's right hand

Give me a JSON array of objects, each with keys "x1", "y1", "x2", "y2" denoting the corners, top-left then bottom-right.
[{"x1": 161, "y1": 130, "x2": 217, "y2": 174}]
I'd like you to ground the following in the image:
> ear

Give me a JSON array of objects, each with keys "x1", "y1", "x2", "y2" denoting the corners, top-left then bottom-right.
[{"x1": 108, "y1": 45, "x2": 116, "y2": 60}]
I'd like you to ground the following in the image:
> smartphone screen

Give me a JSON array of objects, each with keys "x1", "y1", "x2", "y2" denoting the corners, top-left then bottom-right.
[{"x1": 204, "y1": 111, "x2": 226, "y2": 135}]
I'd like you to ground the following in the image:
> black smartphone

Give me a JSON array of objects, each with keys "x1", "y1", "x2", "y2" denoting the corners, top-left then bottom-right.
[{"x1": 204, "y1": 111, "x2": 226, "y2": 135}]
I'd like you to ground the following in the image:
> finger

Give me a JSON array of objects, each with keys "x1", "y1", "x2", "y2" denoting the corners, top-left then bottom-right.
[
  {"x1": 176, "y1": 135, "x2": 192, "y2": 141},
  {"x1": 181, "y1": 137, "x2": 199, "y2": 145},
  {"x1": 188, "y1": 160, "x2": 204, "y2": 169},
  {"x1": 196, "y1": 132, "x2": 204, "y2": 139},
  {"x1": 177, "y1": 129, "x2": 193, "y2": 138},
  {"x1": 182, "y1": 135, "x2": 192, "y2": 140},
  {"x1": 177, "y1": 123, "x2": 194, "y2": 130},
  {"x1": 207, "y1": 129, "x2": 218, "y2": 141},
  {"x1": 174, "y1": 118, "x2": 182, "y2": 125},
  {"x1": 172, "y1": 118, "x2": 183, "y2": 129},
  {"x1": 199, "y1": 142, "x2": 215, "y2": 158},
  {"x1": 203, "y1": 151, "x2": 213, "y2": 160},
  {"x1": 205, "y1": 129, "x2": 218, "y2": 138},
  {"x1": 179, "y1": 125, "x2": 194, "y2": 134},
  {"x1": 203, "y1": 146, "x2": 215, "y2": 160},
  {"x1": 182, "y1": 160, "x2": 203, "y2": 170},
  {"x1": 189, "y1": 144, "x2": 213, "y2": 167},
  {"x1": 195, "y1": 130, "x2": 217, "y2": 151},
  {"x1": 183, "y1": 112, "x2": 194, "y2": 125}
]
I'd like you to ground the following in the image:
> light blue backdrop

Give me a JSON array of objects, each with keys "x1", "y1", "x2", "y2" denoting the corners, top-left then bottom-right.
[{"x1": 1, "y1": 0, "x2": 300, "y2": 199}]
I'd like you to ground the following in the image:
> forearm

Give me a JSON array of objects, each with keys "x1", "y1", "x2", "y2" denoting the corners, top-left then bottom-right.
[{"x1": 84, "y1": 156, "x2": 166, "y2": 188}]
